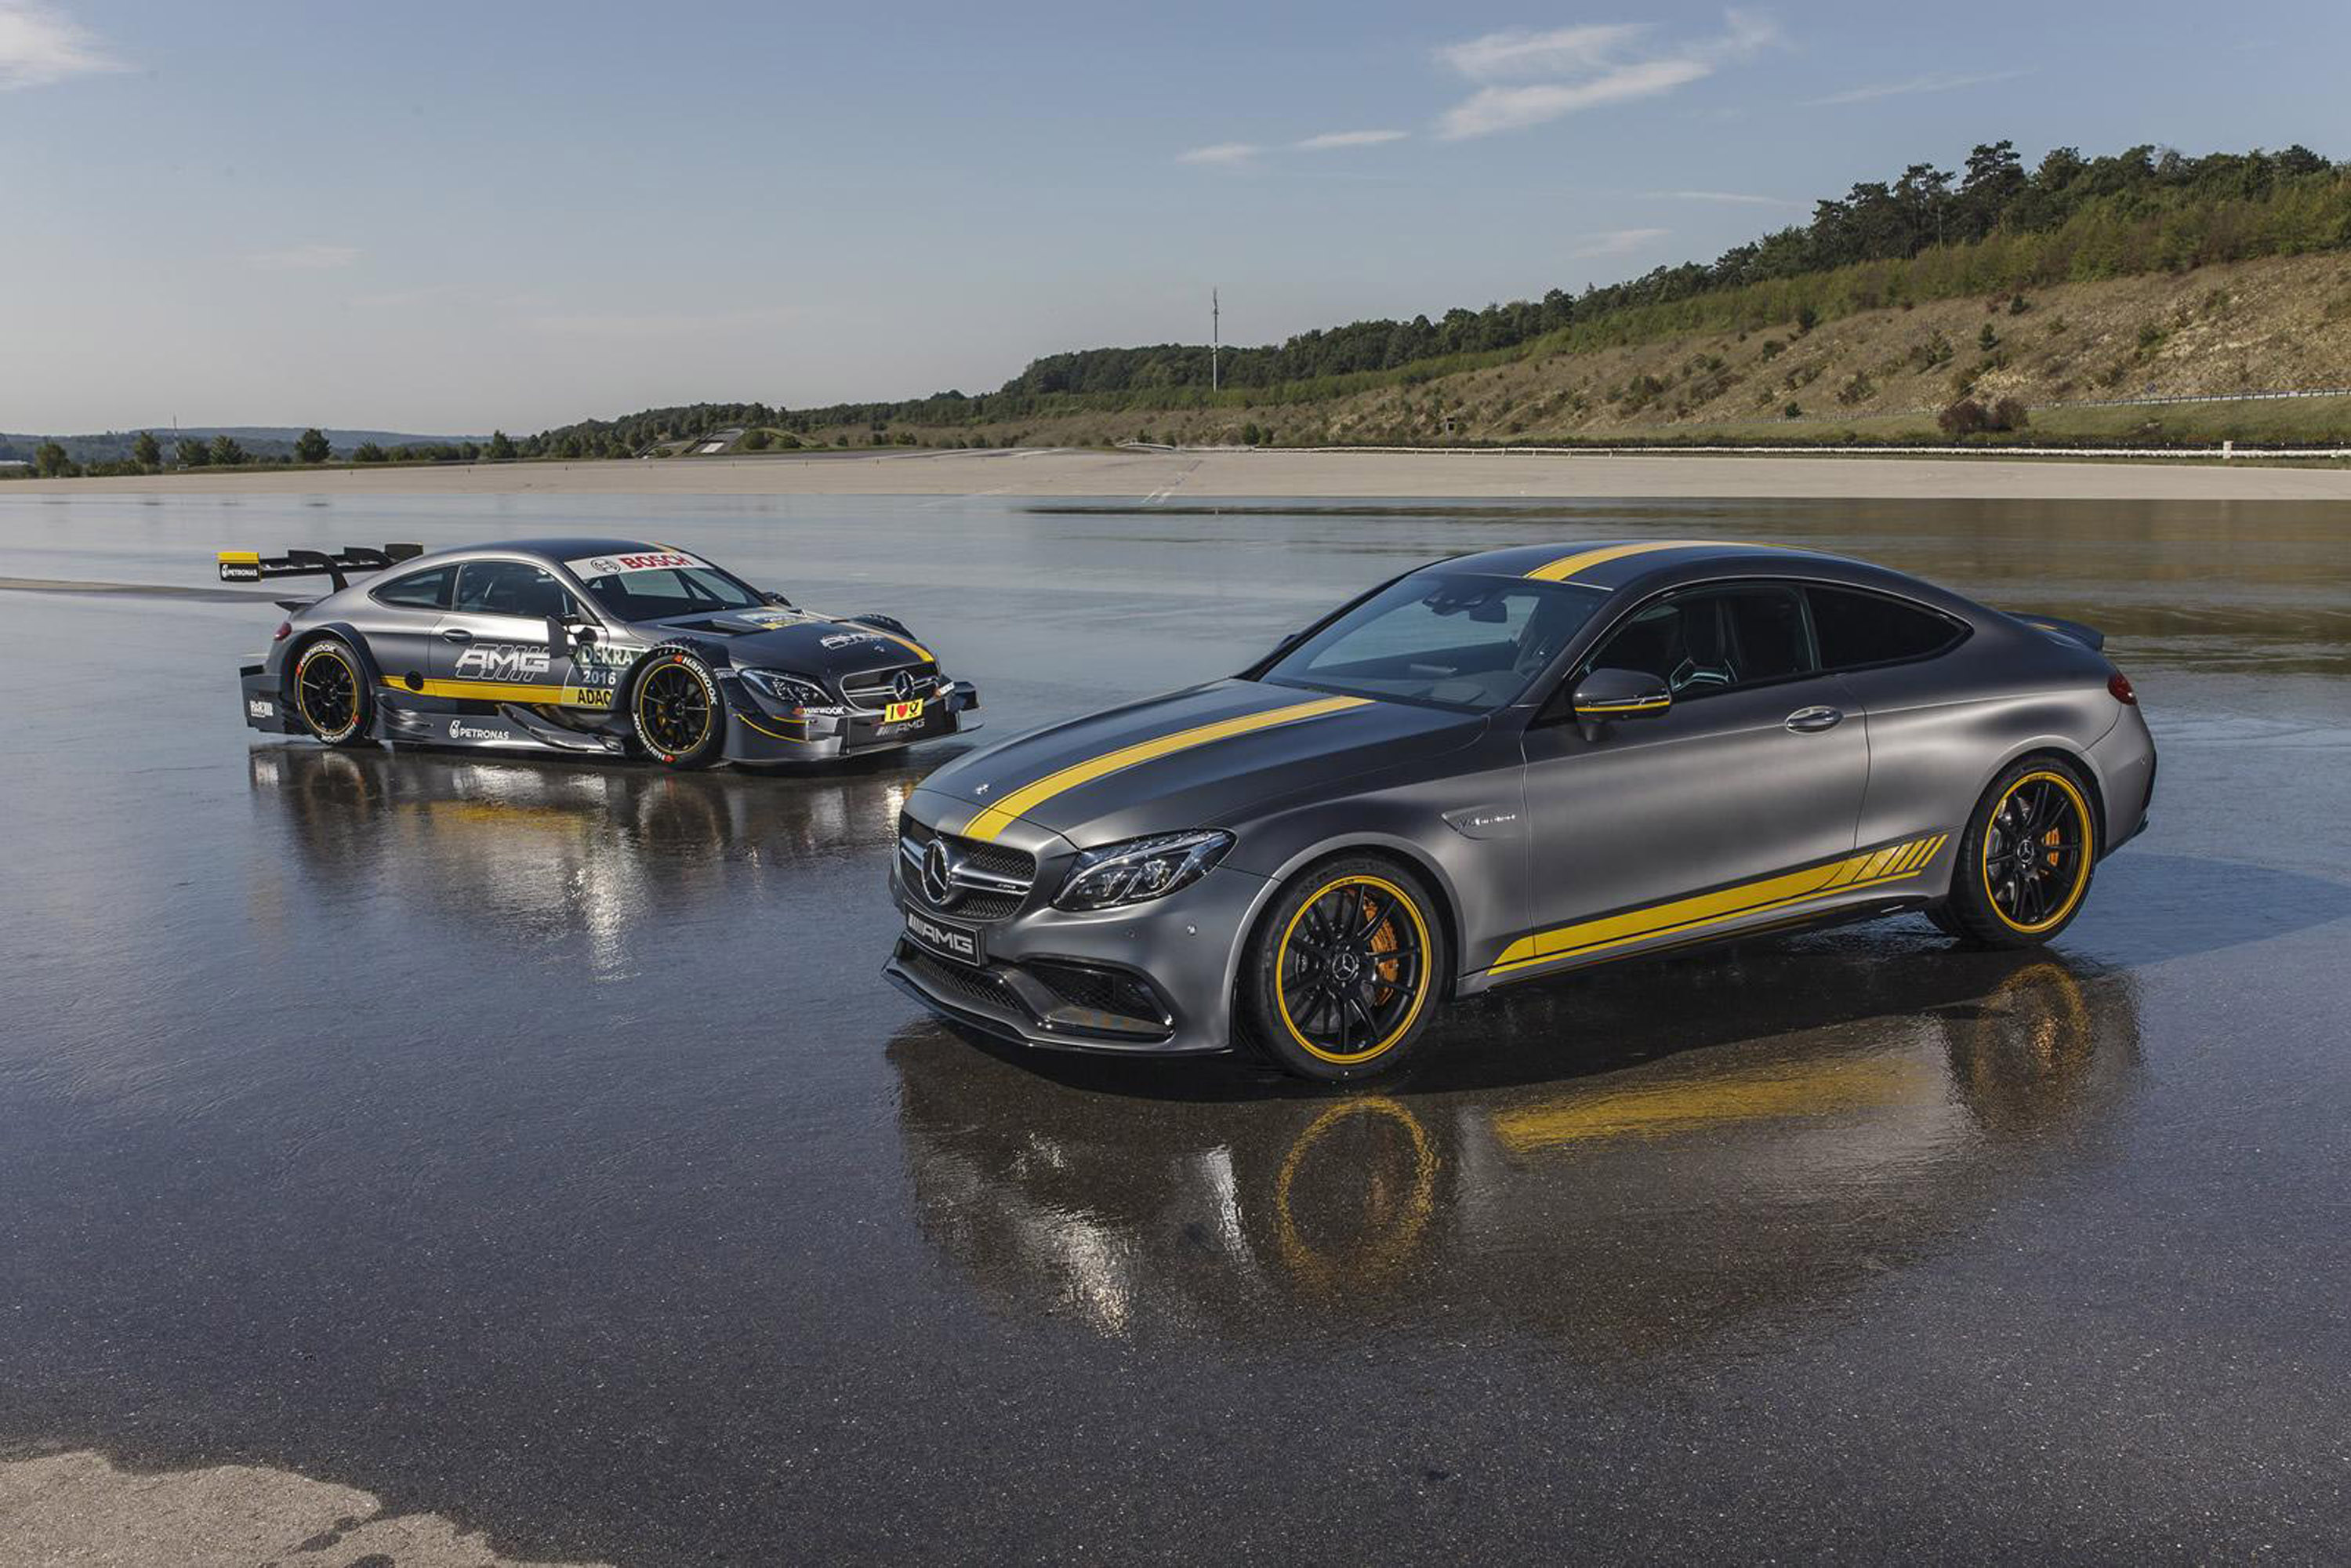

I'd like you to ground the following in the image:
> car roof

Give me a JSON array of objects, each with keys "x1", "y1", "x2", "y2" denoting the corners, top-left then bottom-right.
[{"x1": 1435, "y1": 539, "x2": 1863, "y2": 592}]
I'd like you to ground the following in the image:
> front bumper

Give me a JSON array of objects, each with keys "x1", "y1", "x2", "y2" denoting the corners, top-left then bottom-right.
[
  {"x1": 726, "y1": 678, "x2": 981, "y2": 762},
  {"x1": 884, "y1": 849, "x2": 1265, "y2": 1056}
]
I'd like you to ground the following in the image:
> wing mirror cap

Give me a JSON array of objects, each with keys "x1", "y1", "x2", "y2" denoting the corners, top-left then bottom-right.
[{"x1": 1571, "y1": 668, "x2": 1672, "y2": 720}]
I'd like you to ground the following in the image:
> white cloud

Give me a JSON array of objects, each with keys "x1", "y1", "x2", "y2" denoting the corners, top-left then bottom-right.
[
  {"x1": 250, "y1": 244, "x2": 363, "y2": 271},
  {"x1": 1175, "y1": 142, "x2": 1261, "y2": 166},
  {"x1": 1435, "y1": 9, "x2": 1780, "y2": 140},
  {"x1": 1801, "y1": 67, "x2": 2033, "y2": 107},
  {"x1": 1439, "y1": 60, "x2": 1711, "y2": 138},
  {"x1": 0, "y1": 2, "x2": 124, "y2": 89},
  {"x1": 1652, "y1": 188, "x2": 1801, "y2": 207},
  {"x1": 1294, "y1": 129, "x2": 1410, "y2": 151},
  {"x1": 1571, "y1": 227, "x2": 1669, "y2": 259},
  {"x1": 1437, "y1": 23, "x2": 1649, "y2": 82}
]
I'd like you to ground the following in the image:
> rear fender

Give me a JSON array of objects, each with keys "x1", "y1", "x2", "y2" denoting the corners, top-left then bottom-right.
[{"x1": 280, "y1": 622, "x2": 385, "y2": 704}]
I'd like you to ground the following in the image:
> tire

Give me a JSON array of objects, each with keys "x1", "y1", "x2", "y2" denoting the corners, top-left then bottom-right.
[
  {"x1": 1239, "y1": 855, "x2": 1449, "y2": 1083},
  {"x1": 629, "y1": 649, "x2": 727, "y2": 770},
  {"x1": 1922, "y1": 903, "x2": 1965, "y2": 938},
  {"x1": 1942, "y1": 756, "x2": 2099, "y2": 948},
  {"x1": 290, "y1": 636, "x2": 373, "y2": 747}
]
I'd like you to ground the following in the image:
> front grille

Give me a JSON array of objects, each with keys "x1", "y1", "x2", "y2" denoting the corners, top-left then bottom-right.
[
  {"x1": 842, "y1": 662, "x2": 940, "y2": 713},
  {"x1": 898, "y1": 812, "x2": 1038, "y2": 923}
]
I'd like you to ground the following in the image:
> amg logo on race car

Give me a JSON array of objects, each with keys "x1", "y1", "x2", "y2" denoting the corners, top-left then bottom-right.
[
  {"x1": 453, "y1": 643, "x2": 551, "y2": 681},
  {"x1": 448, "y1": 720, "x2": 509, "y2": 742},
  {"x1": 246, "y1": 698, "x2": 274, "y2": 719}
]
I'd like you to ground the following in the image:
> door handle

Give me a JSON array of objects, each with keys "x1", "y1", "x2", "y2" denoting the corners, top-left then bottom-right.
[
  {"x1": 439, "y1": 627, "x2": 473, "y2": 643},
  {"x1": 1785, "y1": 706, "x2": 1844, "y2": 733}
]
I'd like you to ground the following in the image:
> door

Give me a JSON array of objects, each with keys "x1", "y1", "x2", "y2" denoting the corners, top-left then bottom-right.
[
  {"x1": 430, "y1": 558, "x2": 576, "y2": 702},
  {"x1": 1510, "y1": 582, "x2": 1867, "y2": 975},
  {"x1": 357, "y1": 560, "x2": 458, "y2": 687}
]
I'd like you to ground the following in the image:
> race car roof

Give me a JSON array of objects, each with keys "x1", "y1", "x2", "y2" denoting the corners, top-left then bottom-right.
[{"x1": 1439, "y1": 539, "x2": 1852, "y2": 592}]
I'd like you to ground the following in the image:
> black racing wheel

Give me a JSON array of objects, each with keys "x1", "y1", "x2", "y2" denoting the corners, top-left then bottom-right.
[
  {"x1": 1239, "y1": 855, "x2": 1449, "y2": 1082},
  {"x1": 290, "y1": 636, "x2": 372, "y2": 747},
  {"x1": 1941, "y1": 757, "x2": 2099, "y2": 948},
  {"x1": 629, "y1": 649, "x2": 727, "y2": 769}
]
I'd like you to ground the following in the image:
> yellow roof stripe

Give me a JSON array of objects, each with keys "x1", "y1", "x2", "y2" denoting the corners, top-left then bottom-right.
[
  {"x1": 959, "y1": 695, "x2": 1371, "y2": 842},
  {"x1": 1524, "y1": 539, "x2": 1726, "y2": 583}
]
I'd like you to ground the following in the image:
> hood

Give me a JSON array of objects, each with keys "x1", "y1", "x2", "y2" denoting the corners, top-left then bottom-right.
[
  {"x1": 919, "y1": 680, "x2": 1483, "y2": 847},
  {"x1": 633, "y1": 606, "x2": 934, "y2": 683}
]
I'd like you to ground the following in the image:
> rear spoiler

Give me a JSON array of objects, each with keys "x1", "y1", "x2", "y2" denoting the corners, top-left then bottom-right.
[
  {"x1": 217, "y1": 543, "x2": 424, "y2": 590},
  {"x1": 2010, "y1": 612, "x2": 2105, "y2": 652}
]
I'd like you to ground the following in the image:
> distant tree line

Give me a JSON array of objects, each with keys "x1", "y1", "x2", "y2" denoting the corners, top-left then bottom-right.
[
  {"x1": 5, "y1": 425, "x2": 521, "y2": 478},
  {"x1": 505, "y1": 140, "x2": 2346, "y2": 454}
]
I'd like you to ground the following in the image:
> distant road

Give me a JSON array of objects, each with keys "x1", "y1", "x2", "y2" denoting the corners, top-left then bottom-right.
[{"x1": 7, "y1": 445, "x2": 2350, "y2": 501}]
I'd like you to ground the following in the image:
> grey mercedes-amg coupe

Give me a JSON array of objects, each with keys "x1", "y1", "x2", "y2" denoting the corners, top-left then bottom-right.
[
  {"x1": 886, "y1": 538, "x2": 2156, "y2": 1080},
  {"x1": 227, "y1": 538, "x2": 979, "y2": 767}
]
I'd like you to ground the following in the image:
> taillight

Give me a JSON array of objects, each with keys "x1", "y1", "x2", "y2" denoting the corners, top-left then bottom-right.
[
  {"x1": 2107, "y1": 671, "x2": 2136, "y2": 706},
  {"x1": 272, "y1": 621, "x2": 292, "y2": 642}
]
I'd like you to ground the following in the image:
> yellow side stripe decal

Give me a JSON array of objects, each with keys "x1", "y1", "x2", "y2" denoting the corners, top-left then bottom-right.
[
  {"x1": 1525, "y1": 539, "x2": 1727, "y2": 582},
  {"x1": 383, "y1": 676, "x2": 586, "y2": 704},
  {"x1": 1489, "y1": 833, "x2": 1946, "y2": 975},
  {"x1": 958, "y1": 695, "x2": 1371, "y2": 842}
]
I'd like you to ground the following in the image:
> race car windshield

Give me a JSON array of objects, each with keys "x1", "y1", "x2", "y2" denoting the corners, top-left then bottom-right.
[
  {"x1": 1261, "y1": 573, "x2": 1609, "y2": 711},
  {"x1": 577, "y1": 564, "x2": 764, "y2": 619}
]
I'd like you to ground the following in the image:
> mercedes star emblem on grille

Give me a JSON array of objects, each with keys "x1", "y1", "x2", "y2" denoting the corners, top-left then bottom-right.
[{"x1": 921, "y1": 837, "x2": 958, "y2": 906}]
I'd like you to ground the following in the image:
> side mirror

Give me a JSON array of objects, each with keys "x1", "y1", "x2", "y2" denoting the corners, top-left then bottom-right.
[
  {"x1": 553, "y1": 615, "x2": 597, "y2": 647},
  {"x1": 762, "y1": 590, "x2": 794, "y2": 608},
  {"x1": 1570, "y1": 668, "x2": 1671, "y2": 735}
]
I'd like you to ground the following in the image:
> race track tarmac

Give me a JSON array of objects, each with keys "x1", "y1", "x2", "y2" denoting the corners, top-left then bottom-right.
[{"x1": 2, "y1": 492, "x2": 2347, "y2": 1563}]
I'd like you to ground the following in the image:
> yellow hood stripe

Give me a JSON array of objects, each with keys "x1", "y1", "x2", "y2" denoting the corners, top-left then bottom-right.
[{"x1": 958, "y1": 695, "x2": 1371, "y2": 842}]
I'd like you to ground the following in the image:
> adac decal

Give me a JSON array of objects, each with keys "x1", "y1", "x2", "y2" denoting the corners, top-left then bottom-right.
[{"x1": 564, "y1": 550, "x2": 710, "y2": 577}]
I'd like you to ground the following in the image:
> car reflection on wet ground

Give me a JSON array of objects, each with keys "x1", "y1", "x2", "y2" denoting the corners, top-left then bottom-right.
[{"x1": 2, "y1": 492, "x2": 2349, "y2": 1563}]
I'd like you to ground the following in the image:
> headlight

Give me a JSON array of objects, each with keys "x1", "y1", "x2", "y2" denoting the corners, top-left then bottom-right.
[
  {"x1": 739, "y1": 668, "x2": 833, "y2": 708},
  {"x1": 1054, "y1": 829, "x2": 1234, "y2": 911}
]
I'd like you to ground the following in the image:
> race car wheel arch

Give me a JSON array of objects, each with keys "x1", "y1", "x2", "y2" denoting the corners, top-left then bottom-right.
[
  {"x1": 286, "y1": 631, "x2": 376, "y2": 747},
  {"x1": 628, "y1": 645, "x2": 727, "y2": 769},
  {"x1": 1236, "y1": 851, "x2": 1452, "y2": 1083}
]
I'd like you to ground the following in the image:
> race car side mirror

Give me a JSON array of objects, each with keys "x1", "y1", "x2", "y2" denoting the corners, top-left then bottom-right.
[{"x1": 1570, "y1": 668, "x2": 1672, "y2": 739}]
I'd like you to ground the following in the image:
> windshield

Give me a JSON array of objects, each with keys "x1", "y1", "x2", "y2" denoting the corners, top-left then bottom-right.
[
  {"x1": 565, "y1": 550, "x2": 765, "y2": 619},
  {"x1": 1260, "y1": 572, "x2": 1609, "y2": 711}
]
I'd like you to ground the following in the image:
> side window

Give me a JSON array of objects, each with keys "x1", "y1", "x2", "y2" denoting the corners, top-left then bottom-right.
[
  {"x1": 1807, "y1": 586, "x2": 1964, "y2": 670},
  {"x1": 374, "y1": 564, "x2": 454, "y2": 609},
  {"x1": 1580, "y1": 585, "x2": 1815, "y2": 699},
  {"x1": 455, "y1": 561, "x2": 571, "y2": 619}
]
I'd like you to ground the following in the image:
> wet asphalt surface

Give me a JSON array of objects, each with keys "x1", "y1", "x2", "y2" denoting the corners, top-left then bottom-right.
[{"x1": 2, "y1": 493, "x2": 2349, "y2": 1563}]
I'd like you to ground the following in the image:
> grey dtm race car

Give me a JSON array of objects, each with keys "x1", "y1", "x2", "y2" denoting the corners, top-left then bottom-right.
[
  {"x1": 887, "y1": 539, "x2": 2157, "y2": 1080},
  {"x1": 226, "y1": 538, "x2": 979, "y2": 767}
]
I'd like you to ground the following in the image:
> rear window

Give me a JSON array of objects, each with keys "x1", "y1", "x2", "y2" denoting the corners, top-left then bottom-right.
[
  {"x1": 1807, "y1": 586, "x2": 1965, "y2": 670},
  {"x1": 373, "y1": 564, "x2": 453, "y2": 609}
]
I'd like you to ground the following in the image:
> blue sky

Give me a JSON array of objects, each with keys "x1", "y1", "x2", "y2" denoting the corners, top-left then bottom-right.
[{"x1": 4, "y1": 0, "x2": 2346, "y2": 433}]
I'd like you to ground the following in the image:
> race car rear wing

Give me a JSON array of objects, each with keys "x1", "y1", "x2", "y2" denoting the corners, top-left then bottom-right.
[{"x1": 217, "y1": 543, "x2": 425, "y2": 590}]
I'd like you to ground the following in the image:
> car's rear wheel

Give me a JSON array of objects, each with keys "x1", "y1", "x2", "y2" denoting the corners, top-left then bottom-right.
[
  {"x1": 1943, "y1": 757, "x2": 2098, "y2": 948},
  {"x1": 1240, "y1": 855, "x2": 1448, "y2": 1082},
  {"x1": 630, "y1": 651, "x2": 727, "y2": 770},
  {"x1": 291, "y1": 636, "x2": 372, "y2": 747}
]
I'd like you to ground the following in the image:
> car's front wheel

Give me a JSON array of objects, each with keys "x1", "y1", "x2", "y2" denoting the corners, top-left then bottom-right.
[
  {"x1": 1942, "y1": 757, "x2": 2099, "y2": 947},
  {"x1": 1239, "y1": 855, "x2": 1449, "y2": 1082},
  {"x1": 629, "y1": 650, "x2": 727, "y2": 769},
  {"x1": 291, "y1": 636, "x2": 372, "y2": 747}
]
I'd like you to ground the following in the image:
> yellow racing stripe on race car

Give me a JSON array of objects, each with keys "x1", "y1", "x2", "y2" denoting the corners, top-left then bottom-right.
[
  {"x1": 957, "y1": 695, "x2": 1371, "y2": 842},
  {"x1": 383, "y1": 676, "x2": 575, "y2": 704},
  {"x1": 1487, "y1": 833, "x2": 1945, "y2": 976}
]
